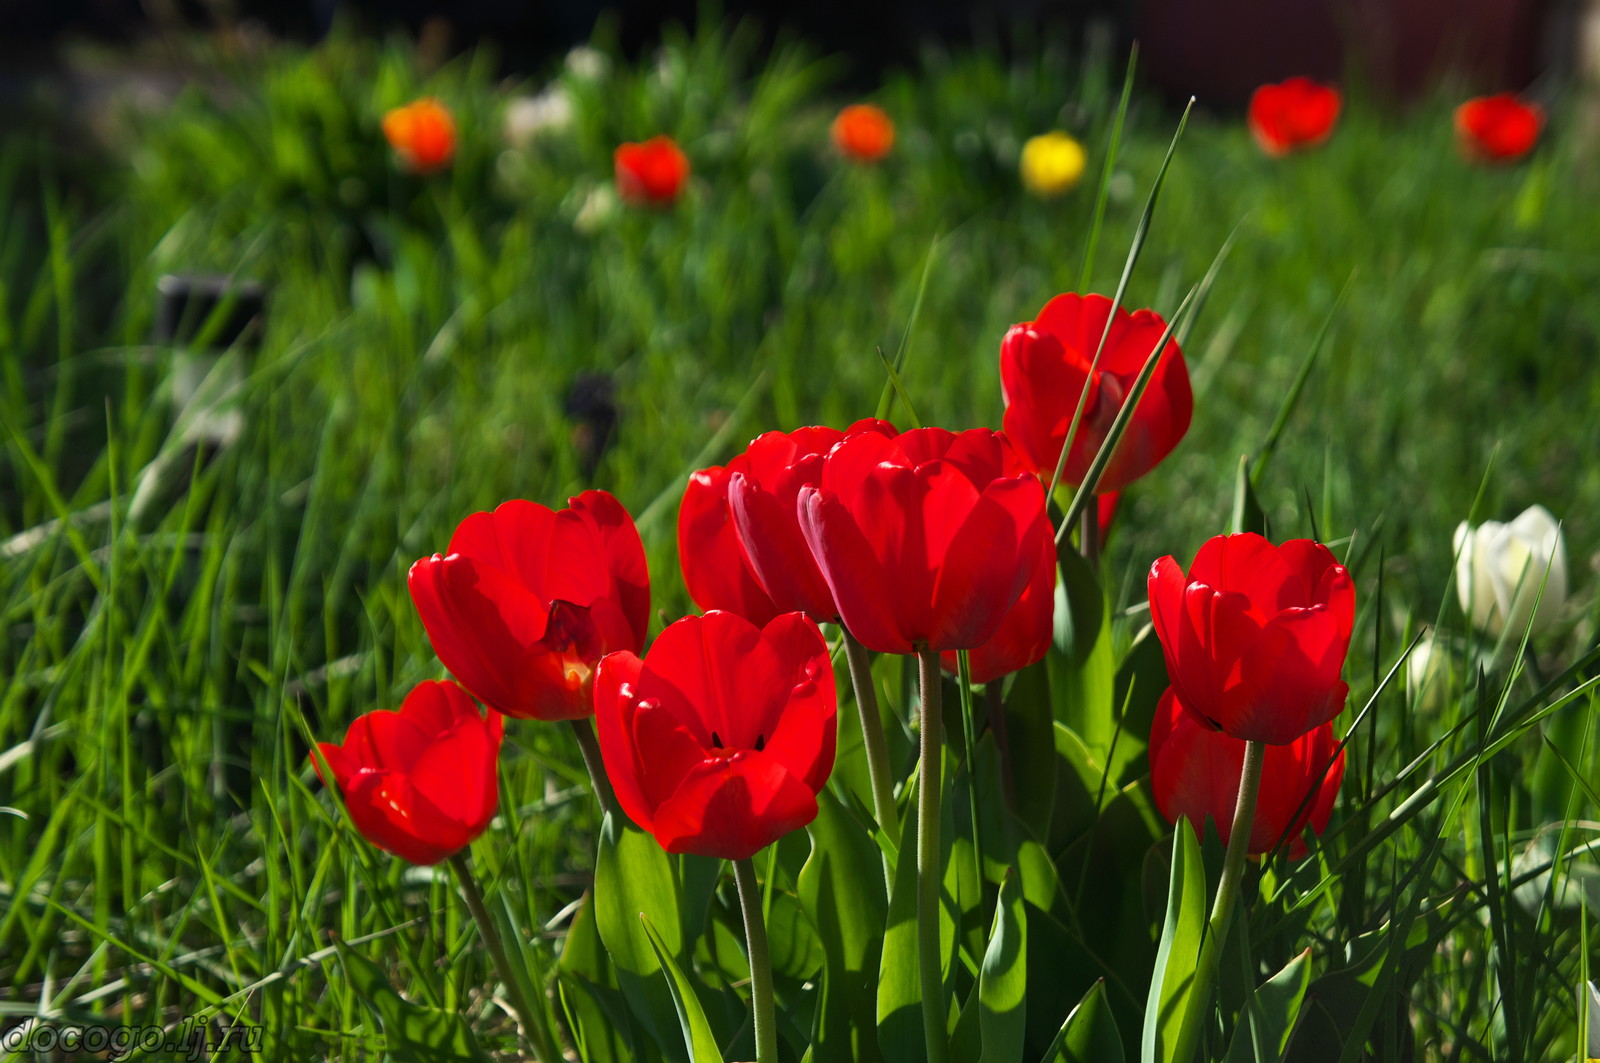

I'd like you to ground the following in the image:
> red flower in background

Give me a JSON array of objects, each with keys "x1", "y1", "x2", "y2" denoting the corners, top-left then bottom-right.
[
  {"x1": 1455, "y1": 94, "x2": 1543, "y2": 164},
  {"x1": 383, "y1": 98, "x2": 457, "y2": 173},
  {"x1": 1148, "y1": 534, "x2": 1354, "y2": 745},
  {"x1": 725, "y1": 419, "x2": 898, "y2": 623},
  {"x1": 679, "y1": 466, "x2": 783, "y2": 627},
  {"x1": 594, "y1": 611, "x2": 836, "y2": 859},
  {"x1": 1001, "y1": 293, "x2": 1192, "y2": 495},
  {"x1": 1150, "y1": 689, "x2": 1343, "y2": 857},
  {"x1": 409, "y1": 491, "x2": 650, "y2": 722},
  {"x1": 314, "y1": 681, "x2": 502, "y2": 865},
  {"x1": 615, "y1": 136, "x2": 691, "y2": 206},
  {"x1": 1247, "y1": 78, "x2": 1342, "y2": 156},
  {"x1": 798, "y1": 427, "x2": 1051, "y2": 654},
  {"x1": 831, "y1": 104, "x2": 896, "y2": 163}
]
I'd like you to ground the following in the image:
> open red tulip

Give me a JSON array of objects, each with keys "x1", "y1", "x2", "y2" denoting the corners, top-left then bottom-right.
[
  {"x1": 1001, "y1": 293, "x2": 1192, "y2": 495},
  {"x1": 1148, "y1": 533, "x2": 1355, "y2": 745},
  {"x1": 831, "y1": 103, "x2": 896, "y2": 163},
  {"x1": 798, "y1": 427, "x2": 1050, "y2": 654},
  {"x1": 314, "y1": 680, "x2": 502, "y2": 865},
  {"x1": 1247, "y1": 78, "x2": 1341, "y2": 156},
  {"x1": 1454, "y1": 94, "x2": 1543, "y2": 164},
  {"x1": 724, "y1": 418, "x2": 898, "y2": 623},
  {"x1": 1150, "y1": 688, "x2": 1343, "y2": 857},
  {"x1": 382, "y1": 98, "x2": 457, "y2": 174},
  {"x1": 408, "y1": 491, "x2": 650, "y2": 721},
  {"x1": 615, "y1": 135, "x2": 691, "y2": 207},
  {"x1": 594, "y1": 611, "x2": 836, "y2": 860}
]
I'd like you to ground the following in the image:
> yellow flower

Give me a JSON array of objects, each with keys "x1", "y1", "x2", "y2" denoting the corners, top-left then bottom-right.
[{"x1": 1020, "y1": 131, "x2": 1086, "y2": 197}]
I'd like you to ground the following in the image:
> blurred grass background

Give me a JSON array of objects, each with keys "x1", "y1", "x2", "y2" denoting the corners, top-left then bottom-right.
[{"x1": 2, "y1": 18, "x2": 1598, "y2": 1058}]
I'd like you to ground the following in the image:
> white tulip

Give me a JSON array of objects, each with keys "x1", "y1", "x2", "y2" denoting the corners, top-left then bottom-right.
[
  {"x1": 1453, "y1": 504, "x2": 1568, "y2": 638},
  {"x1": 1406, "y1": 634, "x2": 1448, "y2": 714}
]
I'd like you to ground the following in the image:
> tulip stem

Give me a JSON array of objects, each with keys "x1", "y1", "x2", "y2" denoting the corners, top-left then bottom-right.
[
  {"x1": 843, "y1": 630, "x2": 900, "y2": 864},
  {"x1": 1171, "y1": 738, "x2": 1265, "y2": 1063},
  {"x1": 1079, "y1": 505, "x2": 1100, "y2": 569},
  {"x1": 733, "y1": 856, "x2": 778, "y2": 1063},
  {"x1": 449, "y1": 853, "x2": 555, "y2": 1062},
  {"x1": 569, "y1": 718, "x2": 620, "y2": 819},
  {"x1": 916, "y1": 647, "x2": 949, "y2": 1063}
]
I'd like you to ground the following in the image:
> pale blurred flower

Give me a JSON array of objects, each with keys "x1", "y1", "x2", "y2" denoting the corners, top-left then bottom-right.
[
  {"x1": 1405, "y1": 634, "x2": 1450, "y2": 714},
  {"x1": 1020, "y1": 131, "x2": 1087, "y2": 197},
  {"x1": 504, "y1": 87, "x2": 574, "y2": 149},
  {"x1": 573, "y1": 183, "x2": 619, "y2": 234},
  {"x1": 1454, "y1": 504, "x2": 1568, "y2": 638},
  {"x1": 565, "y1": 46, "x2": 610, "y2": 82}
]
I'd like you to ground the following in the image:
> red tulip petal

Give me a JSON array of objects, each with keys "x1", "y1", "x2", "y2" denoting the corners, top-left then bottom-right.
[
  {"x1": 728, "y1": 471, "x2": 837, "y2": 621},
  {"x1": 754, "y1": 613, "x2": 837, "y2": 792},
  {"x1": 593, "y1": 651, "x2": 657, "y2": 832},
  {"x1": 928, "y1": 475, "x2": 1045, "y2": 649},
  {"x1": 409, "y1": 715, "x2": 500, "y2": 832},
  {"x1": 678, "y1": 466, "x2": 782, "y2": 626},
  {"x1": 343, "y1": 772, "x2": 474, "y2": 865},
  {"x1": 1218, "y1": 605, "x2": 1350, "y2": 743},
  {"x1": 944, "y1": 531, "x2": 1056, "y2": 684},
  {"x1": 570, "y1": 490, "x2": 652, "y2": 651},
  {"x1": 651, "y1": 754, "x2": 820, "y2": 860},
  {"x1": 800, "y1": 486, "x2": 914, "y2": 654},
  {"x1": 345, "y1": 710, "x2": 433, "y2": 775},
  {"x1": 636, "y1": 611, "x2": 783, "y2": 751}
]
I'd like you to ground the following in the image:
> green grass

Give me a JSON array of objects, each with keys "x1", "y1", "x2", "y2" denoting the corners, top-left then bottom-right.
[{"x1": 1, "y1": 20, "x2": 1598, "y2": 1061}]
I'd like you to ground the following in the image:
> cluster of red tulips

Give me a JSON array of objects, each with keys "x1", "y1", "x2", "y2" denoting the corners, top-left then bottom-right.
[
  {"x1": 1249, "y1": 76, "x2": 1545, "y2": 163},
  {"x1": 314, "y1": 280, "x2": 1360, "y2": 1059}
]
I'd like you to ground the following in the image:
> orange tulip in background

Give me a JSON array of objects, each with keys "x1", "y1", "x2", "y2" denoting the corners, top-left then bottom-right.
[
  {"x1": 831, "y1": 104, "x2": 895, "y2": 163},
  {"x1": 1454, "y1": 93, "x2": 1543, "y2": 163},
  {"x1": 1247, "y1": 77, "x2": 1342, "y2": 156},
  {"x1": 614, "y1": 135, "x2": 691, "y2": 207},
  {"x1": 382, "y1": 98, "x2": 457, "y2": 173}
]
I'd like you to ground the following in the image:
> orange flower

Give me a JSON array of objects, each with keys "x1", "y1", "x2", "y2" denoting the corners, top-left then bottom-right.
[
  {"x1": 831, "y1": 104, "x2": 895, "y2": 163},
  {"x1": 1454, "y1": 94, "x2": 1543, "y2": 164},
  {"x1": 382, "y1": 98, "x2": 456, "y2": 174},
  {"x1": 614, "y1": 136, "x2": 691, "y2": 207}
]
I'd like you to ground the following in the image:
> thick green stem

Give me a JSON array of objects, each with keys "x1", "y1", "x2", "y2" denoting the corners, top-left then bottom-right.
[
  {"x1": 843, "y1": 629, "x2": 900, "y2": 859},
  {"x1": 733, "y1": 857, "x2": 778, "y2": 1063},
  {"x1": 570, "y1": 717, "x2": 619, "y2": 819},
  {"x1": 1171, "y1": 738, "x2": 1266, "y2": 1063},
  {"x1": 916, "y1": 647, "x2": 949, "y2": 1063},
  {"x1": 449, "y1": 853, "x2": 554, "y2": 1062}
]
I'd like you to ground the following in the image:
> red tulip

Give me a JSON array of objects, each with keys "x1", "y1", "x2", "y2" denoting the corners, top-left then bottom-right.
[
  {"x1": 314, "y1": 681, "x2": 502, "y2": 865},
  {"x1": 615, "y1": 135, "x2": 691, "y2": 207},
  {"x1": 724, "y1": 419, "x2": 898, "y2": 623},
  {"x1": 1001, "y1": 293, "x2": 1192, "y2": 494},
  {"x1": 831, "y1": 104, "x2": 895, "y2": 163},
  {"x1": 383, "y1": 99, "x2": 457, "y2": 174},
  {"x1": 1455, "y1": 94, "x2": 1543, "y2": 164},
  {"x1": 940, "y1": 529, "x2": 1055, "y2": 684},
  {"x1": 1247, "y1": 78, "x2": 1341, "y2": 156},
  {"x1": 408, "y1": 491, "x2": 650, "y2": 721},
  {"x1": 1150, "y1": 688, "x2": 1342, "y2": 857},
  {"x1": 1148, "y1": 533, "x2": 1355, "y2": 745},
  {"x1": 594, "y1": 611, "x2": 836, "y2": 859},
  {"x1": 798, "y1": 427, "x2": 1051, "y2": 654},
  {"x1": 679, "y1": 466, "x2": 783, "y2": 627}
]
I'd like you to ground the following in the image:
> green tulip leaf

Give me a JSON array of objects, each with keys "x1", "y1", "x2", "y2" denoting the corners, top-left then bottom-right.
[
  {"x1": 998, "y1": 658, "x2": 1058, "y2": 839},
  {"x1": 1141, "y1": 820, "x2": 1206, "y2": 1063},
  {"x1": 1225, "y1": 948, "x2": 1312, "y2": 1063},
  {"x1": 1042, "y1": 979, "x2": 1124, "y2": 1063},
  {"x1": 976, "y1": 869, "x2": 1028, "y2": 1063},
  {"x1": 641, "y1": 912, "x2": 727, "y2": 1063},
  {"x1": 332, "y1": 936, "x2": 492, "y2": 1062}
]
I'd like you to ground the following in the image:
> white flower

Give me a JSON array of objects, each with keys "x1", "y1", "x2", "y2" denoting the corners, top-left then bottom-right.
[
  {"x1": 1453, "y1": 504, "x2": 1568, "y2": 638},
  {"x1": 565, "y1": 46, "x2": 610, "y2": 82},
  {"x1": 1405, "y1": 634, "x2": 1449, "y2": 714},
  {"x1": 504, "y1": 87, "x2": 574, "y2": 149}
]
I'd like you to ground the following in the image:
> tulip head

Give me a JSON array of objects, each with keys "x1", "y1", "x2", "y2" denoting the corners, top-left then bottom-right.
[
  {"x1": 831, "y1": 104, "x2": 895, "y2": 163},
  {"x1": 408, "y1": 491, "x2": 650, "y2": 721},
  {"x1": 1247, "y1": 78, "x2": 1342, "y2": 157},
  {"x1": 594, "y1": 611, "x2": 837, "y2": 860},
  {"x1": 1454, "y1": 504, "x2": 1566, "y2": 638},
  {"x1": 1148, "y1": 534, "x2": 1355, "y2": 745},
  {"x1": 383, "y1": 98, "x2": 457, "y2": 174},
  {"x1": 1150, "y1": 688, "x2": 1343, "y2": 857},
  {"x1": 614, "y1": 135, "x2": 691, "y2": 207},
  {"x1": 1454, "y1": 94, "x2": 1543, "y2": 164},
  {"x1": 798, "y1": 427, "x2": 1052, "y2": 654},
  {"x1": 1000, "y1": 292, "x2": 1192, "y2": 494},
  {"x1": 1020, "y1": 131, "x2": 1087, "y2": 197},
  {"x1": 314, "y1": 681, "x2": 502, "y2": 865}
]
